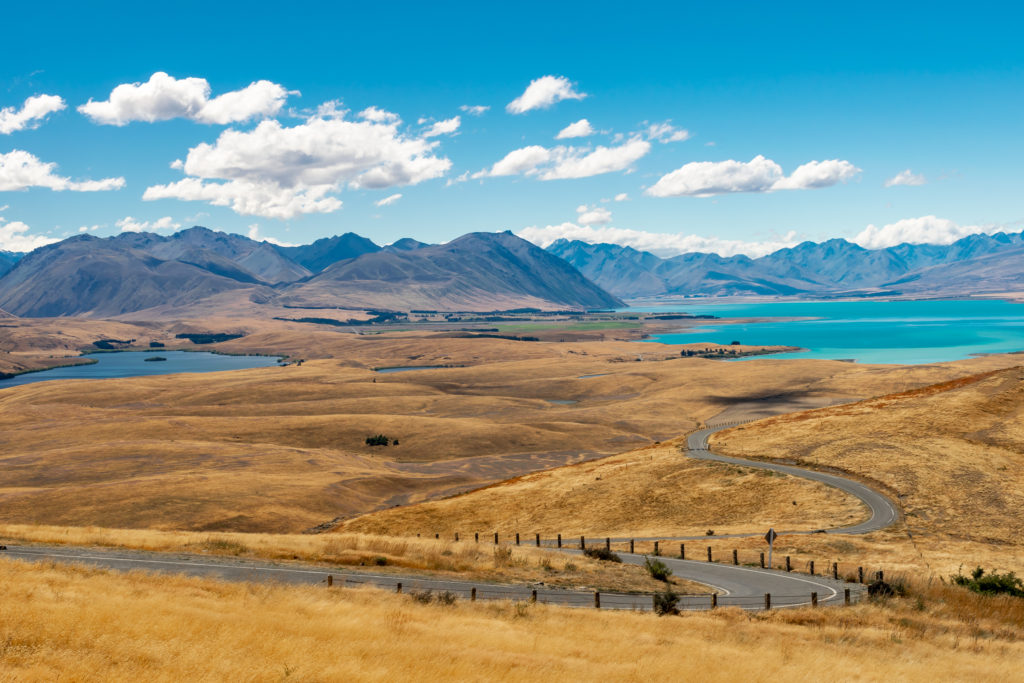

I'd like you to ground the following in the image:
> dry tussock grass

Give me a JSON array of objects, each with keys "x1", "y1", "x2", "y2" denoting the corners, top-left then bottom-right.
[
  {"x1": 0, "y1": 524, "x2": 695, "y2": 593},
  {"x1": 1, "y1": 558, "x2": 1021, "y2": 681}
]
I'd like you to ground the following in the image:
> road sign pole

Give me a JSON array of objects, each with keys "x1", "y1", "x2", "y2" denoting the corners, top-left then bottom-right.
[{"x1": 764, "y1": 528, "x2": 777, "y2": 569}]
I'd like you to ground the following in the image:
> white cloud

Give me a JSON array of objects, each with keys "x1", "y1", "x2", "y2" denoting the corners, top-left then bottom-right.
[
  {"x1": 79, "y1": 72, "x2": 292, "y2": 126},
  {"x1": 478, "y1": 145, "x2": 552, "y2": 177},
  {"x1": 459, "y1": 104, "x2": 489, "y2": 116},
  {"x1": 646, "y1": 121, "x2": 691, "y2": 143},
  {"x1": 884, "y1": 169, "x2": 926, "y2": 187},
  {"x1": 144, "y1": 109, "x2": 451, "y2": 219},
  {"x1": 646, "y1": 155, "x2": 860, "y2": 197},
  {"x1": 614, "y1": 192, "x2": 629, "y2": 202},
  {"x1": 78, "y1": 225, "x2": 100, "y2": 233},
  {"x1": 116, "y1": 216, "x2": 180, "y2": 233},
  {"x1": 375, "y1": 193, "x2": 402, "y2": 207},
  {"x1": 772, "y1": 159, "x2": 860, "y2": 190},
  {"x1": 518, "y1": 223, "x2": 800, "y2": 258},
  {"x1": 0, "y1": 150, "x2": 125, "y2": 192},
  {"x1": 506, "y1": 75, "x2": 586, "y2": 114},
  {"x1": 246, "y1": 223, "x2": 297, "y2": 247},
  {"x1": 476, "y1": 138, "x2": 650, "y2": 181},
  {"x1": 0, "y1": 94, "x2": 66, "y2": 134},
  {"x1": 853, "y1": 215, "x2": 1000, "y2": 249},
  {"x1": 556, "y1": 118, "x2": 594, "y2": 139},
  {"x1": 0, "y1": 216, "x2": 59, "y2": 251},
  {"x1": 358, "y1": 106, "x2": 400, "y2": 123},
  {"x1": 576, "y1": 204, "x2": 612, "y2": 226},
  {"x1": 540, "y1": 138, "x2": 651, "y2": 180},
  {"x1": 422, "y1": 116, "x2": 460, "y2": 137}
]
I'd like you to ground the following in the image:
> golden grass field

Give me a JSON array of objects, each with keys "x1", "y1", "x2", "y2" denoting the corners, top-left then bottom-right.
[
  {"x1": 2, "y1": 317, "x2": 1020, "y2": 534},
  {"x1": 2, "y1": 557, "x2": 1022, "y2": 682}
]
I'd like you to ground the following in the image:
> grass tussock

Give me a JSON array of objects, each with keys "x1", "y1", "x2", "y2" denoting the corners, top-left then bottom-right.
[{"x1": 1, "y1": 558, "x2": 1022, "y2": 681}]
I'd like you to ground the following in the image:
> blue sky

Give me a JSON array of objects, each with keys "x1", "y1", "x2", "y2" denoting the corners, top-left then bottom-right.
[{"x1": 1, "y1": 1, "x2": 1022, "y2": 256}]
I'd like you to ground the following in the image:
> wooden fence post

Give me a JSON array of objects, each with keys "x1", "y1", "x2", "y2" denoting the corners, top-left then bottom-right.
[
  {"x1": 471, "y1": 587, "x2": 476, "y2": 602},
  {"x1": 760, "y1": 552, "x2": 765, "y2": 568},
  {"x1": 786, "y1": 556, "x2": 791, "y2": 572},
  {"x1": 858, "y1": 566, "x2": 864, "y2": 583},
  {"x1": 531, "y1": 589, "x2": 537, "y2": 603},
  {"x1": 811, "y1": 592, "x2": 818, "y2": 608},
  {"x1": 809, "y1": 560, "x2": 815, "y2": 575},
  {"x1": 680, "y1": 543, "x2": 685, "y2": 560},
  {"x1": 475, "y1": 532, "x2": 479, "y2": 543},
  {"x1": 396, "y1": 582, "x2": 402, "y2": 594},
  {"x1": 515, "y1": 533, "x2": 520, "y2": 546},
  {"x1": 580, "y1": 535, "x2": 585, "y2": 550},
  {"x1": 535, "y1": 533, "x2": 540, "y2": 547},
  {"x1": 654, "y1": 541, "x2": 659, "y2": 556},
  {"x1": 494, "y1": 532, "x2": 498, "y2": 545},
  {"x1": 707, "y1": 546, "x2": 712, "y2": 562},
  {"x1": 594, "y1": 592, "x2": 601, "y2": 609},
  {"x1": 832, "y1": 562, "x2": 838, "y2": 580},
  {"x1": 732, "y1": 549, "x2": 738, "y2": 565},
  {"x1": 605, "y1": 537, "x2": 610, "y2": 551},
  {"x1": 876, "y1": 570, "x2": 884, "y2": 582},
  {"x1": 711, "y1": 593, "x2": 718, "y2": 609},
  {"x1": 630, "y1": 539, "x2": 635, "y2": 553},
  {"x1": 454, "y1": 532, "x2": 459, "y2": 542},
  {"x1": 327, "y1": 575, "x2": 333, "y2": 587},
  {"x1": 844, "y1": 588, "x2": 850, "y2": 605},
  {"x1": 764, "y1": 593, "x2": 771, "y2": 610},
  {"x1": 557, "y1": 534, "x2": 562, "y2": 548},
  {"x1": 435, "y1": 533, "x2": 439, "y2": 539}
]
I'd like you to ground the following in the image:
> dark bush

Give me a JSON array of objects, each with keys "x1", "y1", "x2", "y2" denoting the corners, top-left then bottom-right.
[
  {"x1": 951, "y1": 566, "x2": 1024, "y2": 597},
  {"x1": 149, "y1": 341, "x2": 165, "y2": 348},
  {"x1": 644, "y1": 556, "x2": 673, "y2": 582},
  {"x1": 652, "y1": 588, "x2": 680, "y2": 616},
  {"x1": 373, "y1": 556, "x2": 388, "y2": 566},
  {"x1": 365, "y1": 434, "x2": 390, "y2": 446},
  {"x1": 582, "y1": 546, "x2": 622, "y2": 563}
]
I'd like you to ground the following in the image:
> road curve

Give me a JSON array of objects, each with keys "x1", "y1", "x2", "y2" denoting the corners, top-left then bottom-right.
[{"x1": 0, "y1": 424, "x2": 890, "y2": 612}]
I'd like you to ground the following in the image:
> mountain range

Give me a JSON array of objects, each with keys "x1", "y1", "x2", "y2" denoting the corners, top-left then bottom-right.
[
  {"x1": 0, "y1": 228, "x2": 622, "y2": 317},
  {"x1": 548, "y1": 232, "x2": 1024, "y2": 298}
]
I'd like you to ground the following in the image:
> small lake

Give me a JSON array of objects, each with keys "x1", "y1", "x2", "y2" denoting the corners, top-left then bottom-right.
[
  {"x1": 636, "y1": 299, "x2": 1024, "y2": 364},
  {"x1": 0, "y1": 351, "x2": 283, "y2": 389}
]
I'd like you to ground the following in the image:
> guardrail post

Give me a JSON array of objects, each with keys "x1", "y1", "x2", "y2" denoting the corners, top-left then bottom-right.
[
  {"x1": 531, "y1": 589, "x2": 537, "y2": 603},
  {"x1": 475, "y1": 532, "x2": 479, "y2": 543},
  {"x1": 630, "y1": 539, "x2": 635, "y2": 553},
  {"x1": 876, "y1": 570, "x2": 884, "y2": 582},
  {"x1": 809, "y1": 560, "x2": 815, "y2": 575},
  {"x1": 396, "y1": 582, "x2": 402, "y2": 594},
  {"x1": 732, "y1": 549, "x2": 738, "y2": 565},
  {"x1": 786, "y1": 556, "x2": 791, "y2": 572},
  {"x1": 605, "y1": 537, "x2": 610, "y2": 551},
  {"x1": 536, "y1": 533, "x2": 540, "y2": 547},
  {"x1": 494, "y1": 532, "x2": 498, "y2": 545},
  {"x1": 594, "y1": 591, "x2": 601, "y2": 609},
  {"x1": 327, "y1": 575, "x2": 333, "y2": 587},
  {"x1": 760, "y1": 552, "x2": 765, "y2": 568},
  {"x1": 707, "y1": 546, "x2": 712, "y2": 562},
  {"x1": 844, "y1": 588, "x2": 850, "y2": 605},
  {"x1": 764, "y1": 593, "x2": 771, "y2": 610},
  {"x1": 711, "y1": 593, "x2": 717, "y2": 609},
  {"x1": 654, "y1": 541, "x2": 659, "y2": 556},
  {"x1": 811, "y1": 592, "x2": 818, "y2": 608},
  {"x1": 454, "y1": 532, "x2": 459, "y2": 542},
  {"x1": 435, "y1": 533, "x2": 439, "y2": 539},
  {"x1": 580, "y1": 535, "x2": 585, "y2": 550},
  {"x1": 680, "y1": 543, "x2": 685, "y2": 560},
  {"x1": 832, "y1": 562, "x2": 838, "y2": 580},
  {"x1": 858, "y1": 566, "x2": 864, "y2": 583},
  {"x1": 471, "y1": 587, "x2": 476, "y2": 602},
  {"x1": 515, "y1": 533, "x2": 520, "y2": 546},
  {"x1": 557, "y1": 534, "x2": 562, "y2": 548}
]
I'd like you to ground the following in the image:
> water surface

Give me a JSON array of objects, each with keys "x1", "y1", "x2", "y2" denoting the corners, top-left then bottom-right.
[
  {"x1": 637, "y1": 299, "x2": 1024, "y2": 364},
  {"x1": 0, "y1": 351, "x2": 283, "y2": 389}
]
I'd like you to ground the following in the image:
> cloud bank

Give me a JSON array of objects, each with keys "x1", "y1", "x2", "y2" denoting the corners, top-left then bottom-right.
[
  {"x1": 853, "y1": 215, "x2": 1000, "y2": 249},
  {"x1": 478, "y1": 138, "x2": 649, "y2": 181},
  {"x1": 646, "y1": 155, "x2": 859, "y2": 197},
  {"x1": 0, "y1": 216, "x2": 58, "y2": 251},
  {"x1": 0, "y1": 150, "x2": 125, "y2": 192}
]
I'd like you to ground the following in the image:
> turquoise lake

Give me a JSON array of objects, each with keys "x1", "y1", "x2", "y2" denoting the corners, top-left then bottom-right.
[
  {"x1": 0, "y1": 351, "x2": 283, "y2": 389},
  {"x1": 637, "y1": 299, "x2": 1024, "y2": 364}
]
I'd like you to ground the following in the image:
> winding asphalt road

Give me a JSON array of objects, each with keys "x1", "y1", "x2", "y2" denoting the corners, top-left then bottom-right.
[{"x1": 1, "y1": 423, "x2": 893, "y2": 612}]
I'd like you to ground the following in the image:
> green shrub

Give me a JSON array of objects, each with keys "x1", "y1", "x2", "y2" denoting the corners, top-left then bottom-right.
[
  {"x1": 644, "y1": 556, "x2": 673, "y2": 582},
  {"x1": 951, "y1": 566, "x2": 1024, "y2": 597},
  {"x1": 652, "y1": 588, "x2": 680, "y2": 615},
  {"x1": 365, "y1": 434, "x2": 390, "y2": 446},
  {"x1": 582, "y1": 546, "x2": 622, "y2": 563},
  {"x1": 373, "y1": 556, "x2": 388, "y2": 566}
]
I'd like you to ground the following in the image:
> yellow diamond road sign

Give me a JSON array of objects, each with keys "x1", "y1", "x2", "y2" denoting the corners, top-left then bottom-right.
[{"x1": 764, "y1": 528, "x2": 777, "y2": 544}]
